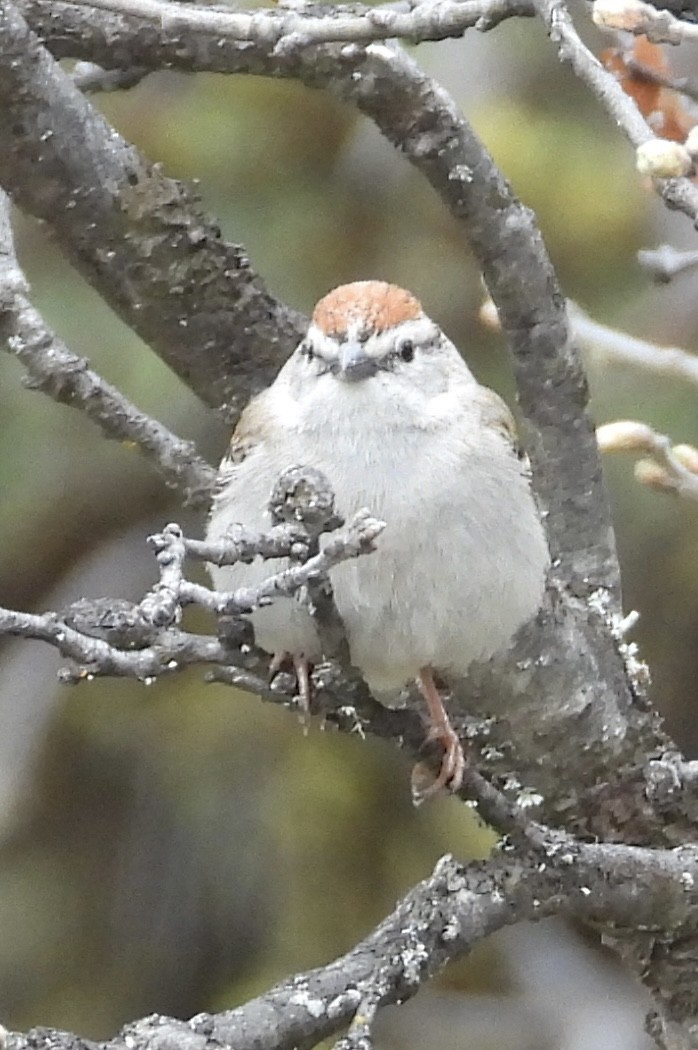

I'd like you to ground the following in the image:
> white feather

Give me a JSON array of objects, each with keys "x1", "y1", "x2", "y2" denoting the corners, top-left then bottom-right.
[{"x1": 207, "y1": 322, "x2": 549, "y2": 693}]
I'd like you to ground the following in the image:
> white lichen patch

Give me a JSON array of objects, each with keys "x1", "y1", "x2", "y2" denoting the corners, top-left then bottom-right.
[
  {"x1": 328, "y1": 990, "x2": 361, "y2": 1019},
  {"x1": 289, "y1": 991, "x2": 326, "y2": 1018},
  {"x1": 619, "y1": 640, "x2": 651, "y2": 691},
  {"x1": 400, "y1": 940, "x2": 429, "y2": 985},
  {"x1": 441, "y1": 916, "x2": 461, "y2": 942},
  {"x1": 587, "y1": 587, "x2": 612, "y2": 618},
  {"x1": 518, "y1": 787, "x2": 544, "y2": 810}
]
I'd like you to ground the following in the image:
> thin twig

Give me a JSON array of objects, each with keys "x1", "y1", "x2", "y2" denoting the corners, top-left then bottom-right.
[
  {"x1": 0, "y1": 504, "x2": 384, "y2": 676},
  {"x1": 483, "y1": 296, "x2": 698, "y2": 388},
  {"x1": 568, "y1": 301, "x2": 698, "y2": 388},
  {"x1": 178, "y1": 511, "x2": 385, "y2": 616},
  {"x1": 0, "y1": 607, "x2": 229, "y2": 680},
  {"x1": 185, "y1": 524, "x2": 311, "y2": 565},
  {"x1": 0, "y1": 190, "x2": 217, "y2": 507},
  {"x1": 140, "y1": 523, "x2": 188, "y2": 627},
  {"x1": 592, "y1": 0, "x2": 698, "y2": 43},
  {"x1": 533, "y1": 0, "x2": 698, "y2": 223},
  {"x1": 638, "y1": 244, "x2": 698, "y2": 282},
  {"x1": 269, "y1": 465, "x2": 352, "y2": 664},
  {"x1": 597, "y1": 419, "x2": 698, "y2": 500}
]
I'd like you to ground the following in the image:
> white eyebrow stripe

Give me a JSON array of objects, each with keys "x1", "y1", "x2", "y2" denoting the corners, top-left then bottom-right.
[
  {"x1": 305, "y1": 315, "x2": 442, "y2": 362},
  {"x1": 305, "y1": 323, "x2": 342, "y2": 359}
]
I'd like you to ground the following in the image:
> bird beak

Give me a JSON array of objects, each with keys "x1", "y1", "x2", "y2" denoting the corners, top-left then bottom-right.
[{"x1": 336, "y1": 341, "x2": 379, "y2": 382}]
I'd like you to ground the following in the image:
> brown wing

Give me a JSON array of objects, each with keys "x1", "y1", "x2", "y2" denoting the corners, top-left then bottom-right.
[
  {"x1": 212, "y1": 396, "x2": 265, "y2": 498},
  {"x1": 473, "y1": 386, "x2": 530, "y2": 469}
]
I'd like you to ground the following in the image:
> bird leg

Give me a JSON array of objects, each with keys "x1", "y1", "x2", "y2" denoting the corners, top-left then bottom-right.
[
  {"x1": 269, "y1": 652, "x2": 313, "y2": 728},
  {"x1": 413, "y1": 667, "x2": 465, "y2": 802}
]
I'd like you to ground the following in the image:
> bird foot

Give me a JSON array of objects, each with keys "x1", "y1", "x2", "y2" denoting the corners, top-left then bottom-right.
[
  {"x1": 269, "y1": 652, "x2": 313, "y2": 730},
  {"x1": 411, "y1": 667, "x2": 466, "y2": 804},
  {"x1": 411, "y1": 722, "x2": 466, "y2": 805}
]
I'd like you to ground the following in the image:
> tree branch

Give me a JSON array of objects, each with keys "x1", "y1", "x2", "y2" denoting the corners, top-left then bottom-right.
[
  {"x1": 597, "y1": 420, "x2": 698, "y2": 500},
  {"x1": 0, "y1": 0, "x2": 305, "y2": 418},
  {"x1": 484, "y1": 296, "x2": 698, "y2": 390},
  {"x1": 0, "y1": 485, "x2": 383, "y2": 680},
  {"x1": 533, "y1": 0, "x2": 698, "y2": 224},
  {"x1": 568, "y1": 301, "x2": 698, "y2": 389},
  {"x1": 7, "y1": 837, "x2": 698, "y2": 1050},
  {"x1": 639, "y1": 244, "x2": 698, "y2": 281},
  {"x1": 24, "y1": 0, "x2": 535, "y2": 49},
  {"x1": 0, "y1": 189, "x2": 216, "y2": 507},
  {"x1": 7, "y1": 0, "x2": 698, "y2": 1035},
  {"x1": 593, "y1": 0, "x2": 698, "y2": 43}
]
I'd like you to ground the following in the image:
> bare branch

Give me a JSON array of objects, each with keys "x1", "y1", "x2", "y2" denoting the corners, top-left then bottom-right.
[
  {"x1": 184, "y1": 524, "x2": 312, "y2": 566},
  {"x1": 177, "y1": 511, "x2": 385, "y2": 617},
  {"x1": 484, "y1": 296, "x2": 698, "y2": 390},
  {"x1": 7, "y1": 839, "x2": 698, "y2": 1050},
  {"x1": 597, "y1": 419, "x2": 698, "y2": 500},
  {"x1": 592, "y1": 0, "x2": 698, "y2": 43},
  {"x1": 0, "y1": 0, "x2": 305, "y2": 417},
  {"x1": 0, "y1": 190, "x2": 216, "y2": 507},
  {"x1": 569, "y1": 302, "x2": 698, "y2": 387},
  {"x1": 268, "y1": 465, "x2": 352, "y2": 664},
  {"x1": 2, "y1": 855, "x2": 536, "y2": 1050},
  {"x1": 638, "y1": 244, "x2": 698, "y2": 281},
  {"x1": 0, "y1": 606, "x2": 228, "y2": 681},
  {"x1": 0, "y1": 467, "x2": 384, "y2": 680},
  {"x1": 71, "y1": 60, "x2": 148, "y2": 92},
  {"x1": 48, "y1": 0, "x2": 534, "y2": 47},
  {"x1": 533, "y1": 0, "x2": 698, "y2": 223}
]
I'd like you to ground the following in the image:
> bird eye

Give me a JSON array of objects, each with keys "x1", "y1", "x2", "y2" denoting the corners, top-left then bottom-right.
[
  {"x1": 300, "y1": 341, "x2": 315, "y2": 360},
  {"x1": 397, "y1": 339, "x2": 415, "y2": 363}
]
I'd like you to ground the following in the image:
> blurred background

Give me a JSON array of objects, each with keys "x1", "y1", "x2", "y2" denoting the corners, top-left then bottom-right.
[{"x1": 1, "y1": 12, "x2": 696, "y2": 1048}]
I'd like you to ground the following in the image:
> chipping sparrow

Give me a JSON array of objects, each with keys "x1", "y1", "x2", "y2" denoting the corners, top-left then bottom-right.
[{"x1": 207, "y1": 281, "x2": 549, "y2": 797}]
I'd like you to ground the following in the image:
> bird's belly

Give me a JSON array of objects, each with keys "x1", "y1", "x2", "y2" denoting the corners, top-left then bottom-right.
[
  {"x1": 207, "y1": 428, "x2": 548, "y2": 690},
  {"x1": 330, "y1": 512, "x2": 540, "y2": 691}
]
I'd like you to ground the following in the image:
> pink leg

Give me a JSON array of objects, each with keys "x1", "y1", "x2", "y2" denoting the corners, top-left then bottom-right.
[
  {"x1": 292, "y1": 654, "x2": 312, "y2": 724},
  {"x1": 269, "y1": 652, "x2": 312, "y2": 727},
  {"x1": 414, "y1": 667, "x2": 465, "y2": 801}
]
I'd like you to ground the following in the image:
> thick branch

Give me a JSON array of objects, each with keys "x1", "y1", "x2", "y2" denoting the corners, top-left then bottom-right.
[
  {"x1": 16, "y1": 7, "x2": 615, "y2": 594},
  {"x1": 49, "y1": 0, "x2": 534, "y2": 46},
  {"x1": 8, "y1": 0, "x2": 698, "y2": 1032},
  {"x1": 7, "y1": 839, "x2": 698, "y2": 1050},
  {"x1": 0, "y1": 1, "x2": 305, "y2": 417}
]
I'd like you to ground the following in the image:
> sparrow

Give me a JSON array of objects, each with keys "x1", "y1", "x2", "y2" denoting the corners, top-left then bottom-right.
[{"x1": 207, "y1": 281, "x2": 549, "y2": 798}]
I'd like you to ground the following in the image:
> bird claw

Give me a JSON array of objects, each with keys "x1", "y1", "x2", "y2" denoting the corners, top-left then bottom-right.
[
  {"x1": 269, "y1": 652, "x2": 313, "y2": 730},
  {"x1": 411, "y1": 723, "x2": 466, "y2": 806}
]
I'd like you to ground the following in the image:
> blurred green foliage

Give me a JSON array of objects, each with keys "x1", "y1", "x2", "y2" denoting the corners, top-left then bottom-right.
[{"x1": 1, "y1": 25, "x2": 697, "y2": 1042}]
